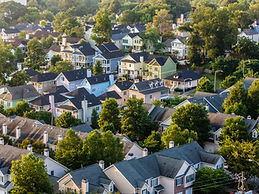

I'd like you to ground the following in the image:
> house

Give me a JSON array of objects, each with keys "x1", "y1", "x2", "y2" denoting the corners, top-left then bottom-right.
[
  {"x1": 112, "y1": 32, "x2": 128, "y2": 49},
  {"x1": 0, "y1": 28, "x2": 20, "y2": 42},
  {"x1": 128, "y1": 23, "x2": 146, "y2": 33},
  {"x1": 164, "y1": 70, "x2": 202, "y2": 92},
  {"x1": 119, "y1": 52, "x2": 150, "y2": 79},
  {"x1": 176, "y1": 12, "x2": 190, "y2": 26},
  {"x1": 94, "y1": 42, "x2": 124, "y2": 73},
  {"x1": 56, "y1": 88, "x2": 102, "y2": 124},
  {"x1": 128, "y1": 79, "x2": 169, "y2": 104},
  {"x1": 45, "y1": 44, "x2": 61, "y2": 62},
  {"x1": 84, "y1": 24, "x2": 95, "y2": 47},
  {"x1": 30, "y1": 72, "x2": 57, "y2": 94},
  {"x1": 170, "y1": 38, "x2": 188, "y2": 59},
  {"x1": 239, "y1": 28, "x2": 259, "y2": 42},
  {"x1": 104, "y1": 141, "x2": 225, "y2": 194},
  {"x1": 0, "y1": 85, "x2": 40, "y2": 109},
  {"x1": 97, "y1": 90, "x2": 123, "y2": 106},
  {"x1": 122, "y1": 33, "x2": 143, "y2": 52},
  {"x1": 144, "y1": 56, "x2": 177, "y2": 79},
  {"x1": 9, "y1": 38, "x2": 29, "y2": 53},
  {"x1": 0, "y1": 0, "x2": 27, "y2": 5},
  {"x1": 25, "y1": 69, "x2": 41, "y2": 78},
  {"x1": 108, "y1": 81, "x2": 133, "y2": 106},
  {"x1": 58, "y1": 163, "x2": 114, "y2": 193},
  {"x1": 43, "y1": 85, "x2": 69, "y2": 95},
  {"x1": 0, "y1": 144, "x2": 68, "y2": 193}
]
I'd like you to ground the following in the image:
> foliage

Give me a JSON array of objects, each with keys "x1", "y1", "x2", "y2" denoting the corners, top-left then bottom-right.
[
  {"x1": 220, "y1": 75, "x2": 237, "y2": 89},
  {"x1": 211, "y1": 56, "x2": 240, "y2": 77},
  {"x1": 92, "y1": 60, "x2": 103, "y2": 75},
  {"x1": 39, "y1": 19, "x2": 47, "y2": 27},
  {"x1": 20, "y1": 138, "x2": 45, "y2": 154},
  {"x1": 23, "y1": 7, "x2": 41, "y2": 23},
  {"x1": 153, "y1": 9, "x2": 173, "y2": 36},
  {"x1": 10, "y1": 153, "x2": 53, "y2": 194},
  {"x1": 235, "y1": 37, "x2": 259, "y2": 60},
  {"x1": 235, "y1": 59, "x2": 259, "y2": 78},
  {"x1": 224, "y1": 102, "x2": 248, "y2": 117},
  {"x1": 141, "y1": 131, "x2": 163, "y2": 153},
  {"x1": 8, "y1": 71, "x2": 30, "y2": 87},
  {"x1": 162, "y1": 96, "x2": 187, "y2": 107},
  {"x1": 55, "y1": 112, "x2": 82, "y2": 128},
  {"x1": 108, "y1": 0, "x2": 121, "y2": 13},
  {"x1": 171, "y1": 103, "x2": 211, "y2": 145},
  {"x1": 24, "y1": 38, "x2": 46, "y2": 70},
  {"x1": 247, "y1": 80, "x2": 259, "y2": 119},
  {"x1": 98, "y1": 98, "x2": 121, "y2": 134},
  {"x1": 49, "y1": 60, "x2": 73, "y2": 74},
  {"x1": 152, "y1": 99, "x2": 163, "y2": 107},
  {"x1": 0, "y1": 134, "x2": 13, "y2": 145},
  {"x1": 14, "y1": 47, "x2": 24, "y2": 62},
  {"x1": 196, "y1": 77, "x2": 214, "y2": 92},
  {"x1": 162, "y1": 124, "x2": 198, "y2": 148},
  {"x1": 41, "y1": 35, "x2": 54, "y2": 49},
  {"x1": 141, "y1": 28, "x2": 163, "y2": 51},
  {"x1": 18, "y1": 31, "x2": 27, "y2": 39},
  {"x1": 91, "y1": 108, "x2": 99, "y2": 129},
  {"x1": 91, "y1": 9, "x2": 112, "y2": 45},
  {"x1": 50, "y1": 54, "x2": 62, "y2": 66},
  {"x1": 24, "y1": 110, "x2": 53, "y2": 124},
  {"x1": 119, "y1": 10, "x2": 139, "y2": 26},
  {"x1": 41, "y1": 10, "x2": 54, "y2": 21},
  {"x1": 194, "y1": 167, "x2": 231, "y2": 194},
  {"x1": 13, "y1": 101, "x2": 31, "y2": 117}
]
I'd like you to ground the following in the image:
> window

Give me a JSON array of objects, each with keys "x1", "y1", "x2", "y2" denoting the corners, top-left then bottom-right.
[
  {"x1": 0, "y1": 176, "x2": 3, "y2": 182},
  {"x1": 92, "y1": 88, "x2": 96, "y2": 92},
  {"x1": 142, "y1": 189, "x2": 147, "y2": 194},
  {"x1": 151, "y1": 178, "x2": 158, "y2": 187},
  {"x1": 50, "y1": 170, "x2": 54, "y2": 176},
  {"x1": 123, "y1": 39, "x2": 128, "y2": 43},
  {"x1": 123, "y1": 91, "x2": 127, "y2": 95},
  {"x1": 176, "y1": 177, "x2": 182, "y2": 186},
  {"x1": 149, "y1": 95, "x2": 152, "y2": 99},
  {"x1": 216, "y1": 163, "x2": 223, "y2": 169},
  {"x1": 154, "y1": 67, "x2": 158, "y2": 71},
  {"x1": 61, "y1": 76, "x2": 64, "y2": 81},
  {"x1": 186, "y1": 174, "x2": 195, "y2": 183},
  {"x1": 129, "y1": 64, "x2": 131, "y2": 67}
]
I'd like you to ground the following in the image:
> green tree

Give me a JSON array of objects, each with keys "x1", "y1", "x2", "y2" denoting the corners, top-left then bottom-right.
[
  {"x1": 235, "y1": 59, "x2": 259, "y2": 79},
  {"x1": 37, "y1": 111, "x2": 52, "y2": 124},
  {"x1": 211, "y1": 56, "x2": 240, "y2": 77},
  {"x1": 14, "y1": 47, "x2": 24, "y2": 62},
  {"x1": 55, "y1": 112, "x2": 82, "y2": 128},
  {"x1": 220, "y1": 75, "x2": 237, "y2": 89},
  {"x1": 50, "y1": 54, "x2": 62, "y2": 66},
  {"x1": 55, "y1": 129, "x2": 83, "y2": 170},
  {"x1": 153, "y1": 9, "x2": 173, "y2": 36},
  {"x1": 14, "y1": 100, "x2": 31, "y2": 117},
  {"x1": 20, "y1": 138, "x2": 45, "y2": 154},
  {"x1": 235, "y1": 37, "x2": 259, "y2": 60},
  {"x1": 247, "y1": 80, "x2": 259, "y2": 119},
  {"x1": 121, "y1": 97, "x2": 154, "y2": 141},
  {"x1": 219, "y1": 116, "x2": 249, "y2": 143},
  {"x1": 141, "y1": 28, "x2": 163, "y2": 51},
  {"x1": 39, "y1": 19, "x2": 47, "y2": 27},
  {"x1": 24, "y1": 110, "x2": 37, "y2": 119},
  {"x1": 152, "y1": 99, "x2": 163, "y2": 107},
  {"x1": 98, "y1": 98, "x2": 121, "y2": 134},
  {"x1": 18, "y1": 31, "x2": 27, "y2": 39},
  {"x1": 108, "y1": 0, "x2": 121, "y2": 13},
  {"x1": 10, "y1": 153, "x2": 53, "y2": 194},
  {"x1": 224, "y1": 102, "x2": 247, "y2": 116},
  {"x1": 194, "y1": 167, "x2": 231, "y2": 194},
  {"x1": 141, "y1": 131, "x2": 163, "y2": 153},
  {"x1": 0, "y1": 134, "x2": 12, "y2": 145},
  {"x1": 162, "y1": 124, "x2": 198, "y2": 148},
  {"x1": 41, "y1": 10, "x2": 54, "y2": 22},
  {"x1": 92, "y1": 60, "x2": 103, "y2": 75},
  {"x1": 8, "y1": 71, "x2": 30, "y2": 87},
  {"x1": 91, "y1": 9, "x2": 112, "y2": 45},
  {"x1": 91, "y1": 108, "x2": 99, "y2": 129},
  {"x1": 49, "y1": 60, "x2": 73, "y2": 74},
  {"x1": 24, "y1": 38, "x2": 46, "y2": 70},
  {"x1": 119, "y1": 10, "x2": 138, "y2": 26},
  {"x1": 196, "y1": 77, "x2": 214, "y2": 92},
  {"x1": 23, "y1": 7, "x2": 41, "y2": 23},
  {"x1": 171, "y1": 103, "x2": 211, "y2": 145},
  {"x1": 41, "y1": 35, "x2": 54, "y2": 49}
]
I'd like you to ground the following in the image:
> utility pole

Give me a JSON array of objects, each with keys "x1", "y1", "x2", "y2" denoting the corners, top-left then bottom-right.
[{"x1": 241, "y1": 171, "x2": 245, "y2": 194}]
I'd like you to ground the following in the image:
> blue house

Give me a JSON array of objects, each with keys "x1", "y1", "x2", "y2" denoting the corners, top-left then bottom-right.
[{"x1": 94, "y1": 42, "x2": 124, "y2": 74}]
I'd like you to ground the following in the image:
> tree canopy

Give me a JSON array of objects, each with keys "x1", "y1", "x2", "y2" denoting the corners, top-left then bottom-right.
[
  {"x1": 55, "y1": 112, "x2": 82, "y2": 128},
  {"x1": 49, "y1": 60, "x2": 73, "y2": 74},
  {"x1": 196, "y1": 77, "x2": 214, "y2": 92}
]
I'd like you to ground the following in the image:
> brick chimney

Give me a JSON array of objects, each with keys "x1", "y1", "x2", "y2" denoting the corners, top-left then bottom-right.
[{"x1": 44, "y1": 148, "x2": 49, "y2": 157}]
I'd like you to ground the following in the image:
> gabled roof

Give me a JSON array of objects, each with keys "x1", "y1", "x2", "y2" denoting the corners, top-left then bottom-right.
[
  {"x1": 134, "y1": 78, "x2": 164, "y2": 92},
  {"x1": 9, "y1": 39, "x2": 29, "y2": 47},
  {"x1": 29, "y1": 93, "x2": 67, "y2": 107},
  {"x1": 47, "y1": 44, "x2": 61, "y2": 52},
  {"x1": 127, "y1": 33, "x2": 142, "y2": 39},
  {"x1": 98, "y1": 91, "x2": 122, "y2": 101},
  {"x1": 44, "y1": 85, "x2": 69, "y2": 94},
  {"x1": 148, "y1": 56, "x2": 176, "y2": 66},
  {"x1": 25, "y1": 69, "x2": 41, "y2": 77},
  {"x1": 85, "y1": 74, "x2": 113, "y2": 85},
  {"x1": 96, "y1": 42, "x2": 124, "y2": 60},
  {"x1": 2, "y1": 28, "x2": 20, "y2": 34},
  {"x1": 165, "y1": 70, "x2": 202, "y2": 82},
  {"x1": 72, "y1": 43, "x2": 95, "y2": 56},
  {"x1": 243, "y1": 29, "x2": 258, "y2": 35},
  {"x1": 31, "y1": 72, "x2": 57, "y2": 83},
  {"x1": 2, "y1": 85, "x2": 39, "y2": 101},
  {"x1": 64, "y1": 36, "x2": 82, "y2": 44},
  {"x1": 243, "y1": 77, "x2": 259, "y2": 90},
  {"x1": 115, "y1": 81, "x2": 133, "y2": 91},
  {"x1": 61, "y1": 69, "x2": 88, "y2": 82},
  {"x1": 122, "y1": 52, "x2": 150, "y2": 63},
  {"x1": 72, "y1": 123, "x2": 93, "y2": 133}
]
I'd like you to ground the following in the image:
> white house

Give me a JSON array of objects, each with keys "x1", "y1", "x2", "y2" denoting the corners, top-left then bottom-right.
[
  {"x1": 169, "y1": 38, "x2": 188, "y2": 59},
  {"x1": 239, "y1": 28, "x2": 259, "y2": 42}
]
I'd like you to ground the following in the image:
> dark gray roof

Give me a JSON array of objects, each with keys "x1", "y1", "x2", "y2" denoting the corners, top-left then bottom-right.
[
  {"x1": 0, "y1": 166, "x2": 9, "y2": 175},
  {"x1": 134, "y1": 79, "x2": 166, "y2": 93},
  {"x1": 140, "y1": 86, "x2": 169, "y2": 95},
  {"x1": 98, "y1": 91, "x2": 122, "y2": 101},
  {"x1": 112, "y1": 32, "x2": 128, "y2": 40},
  {"x1": 29, "y1": 93, "x2": 67, "y2": 107},
  {"x1": 243, "y1": 77, "x2": 259, "y2": 90},
  {"x1": 127, "y1": 33, "x2": 141, "y2": 38},
  {"x1": 115, "y1": 81, "x2": 133, "y2": 91},
  {"x1": 62, "y1": 69, "x2": 88, "y2": 82},
  {"x1": 31, "y1": 72, "x2": 57, "y2": 83},
  {"x1": 243, "y1": 29, "x2": 258, "y2": 35},
  {"x1": 72, "y1": 123, "x2": 93, "y2": 133},
  {"x1": 165, "y1": 70, "x2": 202, "y2": 82},
  {"x1": 72, "y1": 43, "x2": 95, "y2": 56},
  {"x1": 25, "y1": 69, "x2": 41, "y2": 77},
  {"x1": 65, "y1": 87, "x2": 91, "y2": 98},
  {"x1": 204, "y1": 92, "x2": 229, "y2": 113},
  {"x1": 4, "y1": 85, "x2": 39, "y2": 101},
  {"x1": 3, "y1": 28, "x2": 19, "y2": 34},
  {"x1": 86, "y1": 74, "x2": 112, "y2": 85},
  {"x1": 45, "y1": 85, "x2": 69, "y2": 94},
  {"x1": 123, "y1": 52, "x2": 149, "y2": 63},
  {"x1": 96, "y1": 43, "x2": 124, "y2": 60}
]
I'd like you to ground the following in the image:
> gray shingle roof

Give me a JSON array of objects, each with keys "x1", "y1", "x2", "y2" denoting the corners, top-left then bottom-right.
[
  {"x1": 31, "y1": 72, "x2": 57, "y2": 83},
  {"x1": 115, "y1": 81, "x2": 133, "y2": 91},
  {"x1": 72, "y1": 123, "x2": 93, "y2": 133},
  {"x1": 72, "y1": 43, "x2": 95, "y2": 56},
  {"x1": 165, "y1": 70, "x2": 202, "y2": 81},
  {"x1": 29, "y1": 93, "x2": 67, "y2": 107},
  {"x1": 96, "y1": 43, "x2": 124, "y2": 60},
  {"x1": 98, "y1": 91, "x2": 122, "y2": 101},
  {"x1": 4, "y1": 85, "x2": 39, "y2": 101},
  {"x1": 86, "y1": 74, "x2": 112, "y2": 85},
  {"x1": 62, "y1": 69, "x2": 88, "y2": 82}
]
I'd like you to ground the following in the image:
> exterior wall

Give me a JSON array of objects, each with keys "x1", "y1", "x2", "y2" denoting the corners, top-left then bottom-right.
[
  {"x1": 124, "y1": 143, "x2": 143, "y2": 160},
  {"x1": 56, "y1": 73, "x2": 84, "y2": 92},
  {"x1": 44, "y1": 158, "x2": 67, "y2": 178},
  {"x1": 164, "y1": 79, "x2": 199, "y2": 90},
  {"x1": 171, "y1": 39, "x2": 188, "y2": 59},
  {"x1": 58, "y1": 175, "x2": 79, "y2": 193},
  {"x1": 161, "y1": 58, "x2": 177, "y2": 79},
  {"x1": 122, "y1": 35, "x2": 133, "y2": 49},
  {"x1": 128, "y1": 90, "x2": 145, "y2": 101},
  {"x1": 108, "y1": 85, "x2": 129, "y2": 107},
  {"x1": 160, "y1": 176, "x2": 174, "y2": 194},
  {"x1": 119, "y1": 61, "x2": 146, "y2": 79},
  {"x1": 104, "y1": 166, "x2": 136, "y2": 194},
  {"x1": 239, "y1": 32, "x2": 259, "y2": 42},
  {"x1": 144, "y1": 91, "x2": 164, "y2": 104},
  {"x1": 114, "y1": 39, "x2": 123, "y2": 49},
  {"x1": 132, "y1": 36, "x2": 143, "y2": 52},
  {"x1": 30, "y1": 80, "x2": 56, "y2": 94}
]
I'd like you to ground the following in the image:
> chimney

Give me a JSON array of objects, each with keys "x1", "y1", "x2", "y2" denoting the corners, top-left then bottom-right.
[
  {"x1": 16, "y1": 126, "x2": 21, "y2": 140},
  {"x1": 143, "y1": 148, "x2": 148, "y2": 157},
  {"x1": 44, "y1": 148, "x2": 49, "y2": 157},
  {"x1": 49, "y1": 95, "x2": 56, "y2": 118},
  {"x1": 140, "y1": 56, "x2": 144, "y2": 63},
  {"x1": 81, "y1": 179, "x2": 89, "y2": 194},
  {"x1": 247, "y1": 115, "x2": 251, "y2": 120},
  {"x1": 87, "y1": 69, "x2": 92, "y2": 77},
  {"x1": 109, "y1": 74, "x2": 114, "y2": 85},
  {"x1": 81, "y1": 99, "x2": 88, "y2": 123},
  {"x1": 27, "y1": 144, "x2": 32, "y2": 152},
  {"x1": 99, "y1": 160, "x2": 104, "y2": 170},
  {"x1": 58, "y1": 134, "x2": 63, "y2": 142},
  {"x1": 25, "y1": 34, "x2": 30, "y2": 40},
  {"x1": 169, "y1": 141, "x2": 174, "y2": 148},
  {"x1": 2, "y1": 123, "x2": 7, "y2": 135},
  {"x1": 0, "y1": 137, "x2": 4, "y2": 145},
  {"x1": 43, "y1": 131, "x2": 48, "y2": 144},
  {"x1": 62, "y1": 34, "x2": 67, "y2": 46}
]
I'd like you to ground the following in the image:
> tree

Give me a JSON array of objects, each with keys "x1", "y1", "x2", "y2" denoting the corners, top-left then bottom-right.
[
  {"x1": 222, "y1": 81, "x2": 247, "y2": 115},
  {"x1": 224, "y1": 102, "x2": 247, "y2": 116},
  {"x1": 0, "y1": 134, "x2": 12, "y2": 145},
  {"x1": 162, "y1": 124, "x2": 198, "y2": 148},
  {"x1": 91, "y1": 108, "x2": 99, "y2": 129},
  {"x1": 220, "y1": 75, "x2": 237, "y2": 89},
  {"x1": 8, "y1": 71, "x2": 30, "y2": 87},
  {"x1": 24, "y1": 38, "x2": 46, "y2": 70},
  {"x1": 211, "y1": 56, "x2": 240, "y2": 77},
  {"x1": 41, "y1": 10, "x2": 54, "y2": 22},
  {"x1": 14, "y1": 101, "x2": 31, "y2": 117},
  {"x1": 171, "y1": 103, "x2": 211, "y2": 145},
  {"x1": 24, "y1": 110, "x2": 37, "y2": 119},
  {"x1": 141, "y1": 28, "x2": 163, "y2": 51},
  {"x1": 91, "y1": 9, "x2": 112, "y2": 45},
  {"x1": 49, "y1": 61, "x2": 73, "y2": 74},
  {"x1": 152, "y1": 99, "x2": 163, "y2": 107},
  {"x1": 18, "y1": 31, "x2": 27, "y2": 39},
  {"x1": 14, "y1": 47, "x2": 24, "y2": 62},
  {"x1": 55, "y1": 129, "x2": 83, "y2": 170},
  {"x1": 50, "y1": 54, "x2": 62, "y2": 66},
  {"x1": 235, "y1": 37, "x2": 259, "y2": 60},
  {"x1": 39, "y1": 19, "x2": 47, "y2": 27},
  {"x1": 98, "y1": 98, "x2": 121, "y2": 134},
  {"x1": 108, "y1": 0, "x2": 121, "y2": 13},
  {"x1": 23, "y1": 7, "x2": 41, "y2": 23},
  {"x1": 41, "y1": 35, "x2": 54, "y2": 49},
  {"x1": 20, "y1": 138, "x2": 45, "y2": 154},
  {"x1": 219, "y1": 116, "x2": 249, "y2": 143},
  {"x1": 10, "y1": 153, "x2": 53, "y2": 193},
  {"x1": 119, "y1": 10, "x2": 138, "y2": 26},
  {"x1": 247, "y1": 80, "x2": 259, "y2": 119},
  {"x1": 55, "y1": 112, "x2": 82, "y2": 128},
  {"x1": 235, "y1": 59, "x2": 259, "y2": 79},
  {"x1": 121, "y1": 97, "x2": 154, "y2": 141},
  {"x1": 194, "y1": 167, "x2": 231, "y2": 194},
  {"x1": 196, "y1": 77, "x2": 214, "y2": 92},
  {"x1": 37, "y1": 111, "x2": 52, "y2": 124},
  {"x1": 141, "y1": 131, "x2": 163, "y2": 153},
  {"x1": 153, "y1": 9, "x2": 173, "y2": 36},
  {"x1": 92, "y1": 60, "x2": 103, "y2": 75}
]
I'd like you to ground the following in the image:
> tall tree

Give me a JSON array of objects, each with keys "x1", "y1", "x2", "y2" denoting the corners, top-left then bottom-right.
[
  {"x1": 49, "y1": 61, "x2": 73, "y2": 74},
  {"x1": 153, "y1": 9, "x2": 173, "y2": 36},
  {"x1": 55, "y1": 129, "x2": 83, "y2": 170},
  {"x1": 141, "y1": 131, "x2": 163, "y2": 153},
  {"x1": 211, "y1": 56, "x2": 240, "y2": 77},
  {"x1": 50, "y1": 54, "x2": 62, "y2": 66},
  {"x1": 92, "y1": 60, "x2": 103, "y2": 75},
  {"x1": 55, "y1": 112, "x2": 82, "y2": 128},
  {"x1": 91, "y1": 9, "x2": 112, "y2": 45},
  {"x1": 98, "y1": 98, "x2": 121, "y2": 134},
  {"x1": 235, "y1": 37, "x2": 259, "y2": 60},
  {"x1": 11, "y1": 153, "x2": 53, "y2": 194},
  {"x1": 196, "y1": 77, "x2": 214, "y2": 92},
  {"x1": 24, "y1": 38, "x2": 46, "y2": 70},
  {"x1": 91, "y1": 108, "x2": 99, "y2": 129},
  {"x1": 247, "y1": 80, "x2": 259, "y2": 119},
  {"x1": 14, "y1": 100, "x2": 31, "y2": 117},
  {"x1": 171, "y1": 103, "x2": 211, "y2": 145},
  {"x1": 8, "y1": 71, "x2": 30, "y2": 87},
  {"x1": 220, "y1": 75, "x2": 237, "y2": 89}
]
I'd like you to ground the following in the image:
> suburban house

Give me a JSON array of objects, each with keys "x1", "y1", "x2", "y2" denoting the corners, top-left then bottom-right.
[
  {"x1": 128, "y1": 23, "x2": 146, "y2": 33},
  {"x1": 0, "y1": 28, "x2": 20, "y2": 42},
  {"x1": 170, "y1": 38, "x2": 188, "y2": 59},
  {"x1": 112, "y1": 25, "x2": 130, "y2": 49},
  {"x1": 108, "y1": 81, "x2": 133, "y2": 106},
  {"x1": 94, "y1": 42, "x2": 124, "y2": 74},
  {"x1": 84, "y1": 23, "x2": 95, "y2": 47},
  {"x1": 104, "y1": 141, "x2": 225, "y2": 194},
  {"x1": 30, "y1": 72, "x2": 57, "y2": 94},
  {"x1": 45, "y1": 44, "x2": 61, "y2": 63},
  {"x1": 25, "y1": 69, "x2": 41, "y2": 78},
  {"x1": 128, "y1": 79, "x2": 169, "y2": 104},
  {"x1": 144, "y1": 56, "x2": 177, "y2": 79},
  {"x1": 9, "y1": 38, "x2": 29, "y2": 54},
  {"x1": 58, "y1": 163, "x2": 114, "y2": 193},
  {"x1": 239, "y1": 28, "x2": 259, "y2": 42},
  {"x1": 164, "y1": 70, "x2": 202, "y2": 92},
  {"x1": 0, "y1": 85, "x2": 39, "y2": 109},
  {"x1": 119, "y1": 52, "x2": 150, "y2": 79},
  {"x1": 122, "y1": 33, "x2": 143, "y2": 52},
  {"x1": 56, "y1": 88, "x2": 102, "y2": 124},
  {"x1": 97, "y1": 91, "x2": 123, "y2": 107},
  {"x1": 0, "y1": 144, "x2": 68, "y2": 193}
]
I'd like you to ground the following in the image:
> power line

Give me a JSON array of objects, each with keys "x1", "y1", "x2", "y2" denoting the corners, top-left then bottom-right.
[
  {"x1": 193, "y1": 180, "x2": 237, "y2": 191},
  {"x1": 194, "y1": 179, "x2": 236, "y2": 190}
]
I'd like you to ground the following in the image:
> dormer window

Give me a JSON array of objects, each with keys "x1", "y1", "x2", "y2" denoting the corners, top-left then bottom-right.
[
  {"x1": 151, "y1": 177, "x2": 158, "y2": 187},
  {"x1": 186, "y1": 173, "x2": 195, "y2": 183}
]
